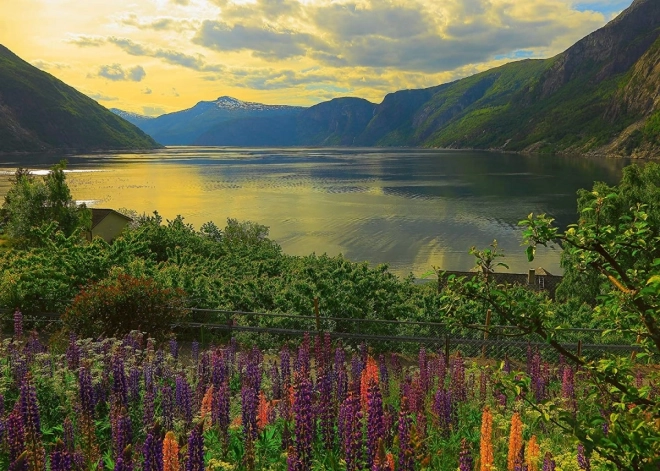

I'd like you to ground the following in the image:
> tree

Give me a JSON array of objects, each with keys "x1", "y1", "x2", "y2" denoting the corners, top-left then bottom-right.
[
  {"x1": 441, "y1": 163, "x2": 660, "y2": 470},
  {"x1": 1, "y1": 160, "x2": 90, "y2": 246}
]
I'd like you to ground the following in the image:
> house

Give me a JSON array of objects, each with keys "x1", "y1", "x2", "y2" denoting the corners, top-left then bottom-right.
[
  {"x1": 87, "y1": 208, "x2": 132, "y2": 243},
  {"x1": 438, "y1": 267, "x2": 562, "y2": 299}
]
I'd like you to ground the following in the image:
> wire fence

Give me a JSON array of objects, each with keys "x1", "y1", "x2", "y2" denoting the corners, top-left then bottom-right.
[{"x1": 0, "y1": 307, "x2": 644, "y2": 362}]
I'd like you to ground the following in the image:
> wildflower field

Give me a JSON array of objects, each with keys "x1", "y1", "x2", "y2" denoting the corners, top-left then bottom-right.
[{"x1": 2, "y1": 321, "x2": 645, "y2": 471}]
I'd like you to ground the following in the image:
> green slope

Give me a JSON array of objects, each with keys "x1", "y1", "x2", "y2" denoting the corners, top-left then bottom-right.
[{"x1": 0, "y1": 45, "x2": 159, "y2": 153}]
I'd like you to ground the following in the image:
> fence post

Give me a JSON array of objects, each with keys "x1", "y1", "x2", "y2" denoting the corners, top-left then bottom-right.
[
  {"x1": 226, "y1": 311, "x2": 233, "y2": 338},
  {"x1": 313, "y1": 297, "x2": 320, "y2": 331},
  {"x1": 577, "y1": 339, "x2": 582, "y2": 358},
  {"x1": 444, "y1": 336, "x2": 450, "y2": 367},
  {"x1": 482, "y1": 309, "x2": 491, "y2": 358}
]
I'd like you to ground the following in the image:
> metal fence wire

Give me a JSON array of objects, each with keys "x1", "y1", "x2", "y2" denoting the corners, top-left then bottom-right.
[{"x1": 1, "y1": 307, "x2": 644, "y2": 362}]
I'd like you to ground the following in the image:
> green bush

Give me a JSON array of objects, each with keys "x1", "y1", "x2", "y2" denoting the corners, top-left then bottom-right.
[{"x1": 62, "y1": 273, "x2": 189, "y2": 341}]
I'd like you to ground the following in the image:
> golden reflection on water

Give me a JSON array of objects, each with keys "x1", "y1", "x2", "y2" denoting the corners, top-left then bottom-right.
[{"x1": 0, "y1": 148, "x2": 630, "y2": 277}]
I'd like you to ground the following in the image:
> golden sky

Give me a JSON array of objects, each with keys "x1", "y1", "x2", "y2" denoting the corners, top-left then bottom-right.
[{"x1": 0, "y1": 0, "x2": 631, "y2": 116}]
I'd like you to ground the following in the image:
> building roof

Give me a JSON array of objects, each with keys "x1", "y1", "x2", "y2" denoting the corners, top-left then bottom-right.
[
  {"x1": 439, "y1": 268, "x2": 562, "y2": 298},
  {"x1": 90, "y1": 208, "x2": 132, "y2": 230}
]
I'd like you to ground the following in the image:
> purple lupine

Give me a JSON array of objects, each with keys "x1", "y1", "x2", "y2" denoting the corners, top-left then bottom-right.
[
  {"x1": 286, "y1": 446, "x2": 302, "y2": 471},
  {"x1": 600, "y1": 409, "x2": 610, "y2": 436},
  {"x1": 458, "y1": 438, "x2": 473, "y2": 471},
  {"x1": 11, "y1": 353, "x2": 27, "y2": 386},
  {"x1": 63, "y1": 417, "x2": 75, "y2": 452},
  {"x1": 450, "y1": 355, "x2": 467, "y2": 403},
  {"x1": 378, "y1": 354, "x2": 389, "y2": 396},
  {"x1": 20, "y1": 375, "x2": 45, "y2": 469},
  {"x1": 433, "y1": 388, "x2": 454, "y2": 437},
  {"x1": 50, "y1": 440, "x2": 73, "y2": 471},
  {"x1": 530, "y1": 350, "x2": 547, "y2": 402},
  {"x1": 245, "y1": 353, "x2": 262, "y2": 393},
  {"x1": 577, "y1": 444, "x2": 591, "y2": 471},
  {"x1": 160, "y1": 385, "x2": 174, "y2": 432},
  {"x1": 280, "y1": 347, "x2": 291, "y2": 390},
  {"x1": 293, "y1": 372, "x2": 314, "y2": 471},
  {"x1": 297, "y1": 335, "x2": 311, "y2": 376},
  {"x1": 0, "y1": 393, "x2": 5, "y2": 443},
  {"x1": 504, "y1": 356, "x2": 512, "y2": 374},
  {"x1": 212, "y1": 381, "x2": 230, "y2": 453},
  {"x1": 271, "y1": 362, "x2": 282, "y2": 400},
  {"x1": 317, "y1": 371, "x2": 335, "y2": 449},
  {"x1": 437, "y1": 354, "x2": 447, "y2": 389},
  {"x1": 113, "y1": 412, "x2": 133, "y2": 461},
  {"x1": 169, "y1": 339, "x2": 178, "y2": 360},
  {"x1": 187, "y1": 422, "x2": 205, "y2": 471},
  {"x1": 191, "y1": 341, "x2": 200, "y2": 365},
  {"x1": 543, "y1": 452, "x2": 556, "y2": 471},
  {"x1": 366, "y1": 379, "x2": 385, "y2": 470},
  {"x1": 66, "y1": 333, "x2": 80, "y2": 371},
  {"x1": 562, "y1": 367, "x2": 576, "y2": 411},
  {"x1": 241, "y1": 386, "x2": 258, "y2": 442},
  {"x1": 335, "y1": 347, "x2": 348, "y2": 405},
  {"x1": 112, "y1": 356, "x2": 129, "y2": 408},
  {"x1": 143, "y1": 387, "x2": 155, "y2": 429},
  {"x1": 339, "y1": 391, "x2": 363, "y2": 471},
  {"x1": 397, "y1": 397, "x2": 414, "y2": 471},
  {"x1": 142, "y1": 431, "x2": 163, "y2": 471},
  {"x1": 175, "y1": 374, "x2": 193, "y2": 425},
  {"x1": 79, "y1": 366, "x2": 95, "y2": 418},
  {"x1": 211, "y1": 350, "x2": 227, "y2": 390},
  {"x1": 314, "y1": 333, "x2": 325, "y2": 373},
  {"x1": 7, "y1": 407, "x2": 25, "y2": 463},
  {"x1": 14, "y1": 309, "x2": 23, "y2": 340},
  {"x1": 351, "y1": 356, "x2": 363, "y2": 388},
  {"x1": 114, "y1": 446, "x2": 133, "y2": 471}
]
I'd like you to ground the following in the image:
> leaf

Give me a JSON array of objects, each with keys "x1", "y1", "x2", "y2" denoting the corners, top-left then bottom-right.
[{"x1": 526, "y1": 245, "x2": 536, "y2": 262}]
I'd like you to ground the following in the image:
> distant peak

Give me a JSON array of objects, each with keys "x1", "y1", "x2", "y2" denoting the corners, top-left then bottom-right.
[{"x1": 214, "y1": 96, "x2": 243, "y2": 104}]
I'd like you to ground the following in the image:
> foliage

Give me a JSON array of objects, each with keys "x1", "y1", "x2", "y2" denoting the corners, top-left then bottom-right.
[
  {"x1": 0, "y1": 161, "x2": 91, "y2": 247},
  {"x1": 440, "y1": 163, "x2": 660, "y2": 470},
  {"x1": 62, "y1": 273, "x2": 189, "y2": 341}
]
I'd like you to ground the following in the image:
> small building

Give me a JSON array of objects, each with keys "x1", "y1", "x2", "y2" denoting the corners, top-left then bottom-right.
[
  {"x1": 88, "y1": 208, "x2": 132, "y2": 243},
  {"x1": 439, "y1": 268, "x2": 562, "y2": 299}
]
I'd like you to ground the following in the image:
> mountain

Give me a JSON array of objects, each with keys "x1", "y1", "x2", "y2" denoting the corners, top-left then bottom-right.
[
  {"x1": 109, "y1": 109, "x2": 155, "y2": 127},
  {"x1": 124, "y1": 96, "x2": 305, "y2": 145},
  {"x1": 121, "y1": 0, "x2": 660, "y2": 156},
  {"x1": 0, "y1": 45, "x2": 159, "y2": 153}
]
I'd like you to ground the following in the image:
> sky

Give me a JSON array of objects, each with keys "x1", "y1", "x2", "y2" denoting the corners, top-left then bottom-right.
[{"x1": 0, "y1": 0, "x2": 633, "y2": 116}]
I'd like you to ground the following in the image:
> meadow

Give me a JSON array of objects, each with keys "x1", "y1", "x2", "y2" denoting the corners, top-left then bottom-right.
[{"x1": 0, "y1": 313, "x2": 634, "y2": 471}]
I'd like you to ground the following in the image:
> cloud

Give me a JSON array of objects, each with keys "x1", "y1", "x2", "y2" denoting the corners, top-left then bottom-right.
[
  {"x1": 119, "y1": 14, "x2": 198, "y2": 32},
  {"x1": 31, "y1": 59, "x2": 70, "y2": 70},
  {"x1": 66, "y1": 34, "x2": 105, "y2": 47},
  {"x1": 193, "y1": 21, "x2": 327, "y2": 60},
  {"x1": 97, "y1": 63, "x2": 146, "y2": 81},
  {"x1": 143, "y1": 87, "x2": 153, "y2": 94},
  {"x1": 86, "y1": 92, "x2": 118, "y2": 101}
]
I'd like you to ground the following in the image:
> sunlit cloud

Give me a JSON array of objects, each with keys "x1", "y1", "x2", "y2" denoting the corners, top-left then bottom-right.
[{"x1": 97, "y1": 63, "x2": 146, "y2": 82}]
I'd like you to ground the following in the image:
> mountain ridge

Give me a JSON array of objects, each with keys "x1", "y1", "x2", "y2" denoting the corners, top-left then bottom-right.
[
  {"x1": 0, "y1": 45, "x2": 159, "y2": 153},
  {"x1": 113, "y1": 0, "x2": 660, "y2": 157}
]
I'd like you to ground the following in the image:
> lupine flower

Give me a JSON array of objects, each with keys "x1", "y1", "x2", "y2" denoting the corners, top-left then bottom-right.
[
  {"x1": 577, "y1": 444, "x2": 591, "y2": 471},
  {"x1": 286, "y1": 446, "x2": 301, "y2": 471},
  {"x1": 10, "y1": 451, "x2": 28, "y2": 471},
  {"x1": 451, "y1": 355, "x2": 467, "y2": 402},
  {"x1": 340, "y1": 391, "x2": 364, "y2": 471},
  {"x1": 480, "y1": 406, "x2": 494, "y2": 471},
  {"x1": 418, "y1": 348, "x2": 428, "y2": 392},
  {"x1": 562, "y1": 367, "x2": 576, "y2": 412},
  {"x1": 191, "y1": 341, "x2": 200, "y2": 365},
  {"x1": 526, "y1": 435, "x2": 540, "y2": 471},
  {"x1": 112, "y1": 356, "x2": 129, "y2": 408},
  {"x1": 397, "y1": 397, "x2": 414, "y2": 471},
  {"x1": 169, "y1": 339, "x2": 178, "y2": 360},
  {"x1": 50, "y1": 440, "x2": 72, "y2": 471},
  {"x1": 459, "y1": 438, "x2": 474, "y2": 471},
  {"x1": 14, "y1": 309, "x2": 23, "y2": 340},
  {"x1": 20, "y1": 375, "x2": 46, "y2": 471},
  {"x1": 366, "y1": 379, "x2": 385, "y2": 470},
  {"x1": 361, "y1": 356, "x2": 379, "y2": 409},
  {"x1": 201, "y1": 386, "x2": 214, "y2": 422},
  {"x1": 271, "y1": 362, "x2": 282, "y2": 400},
  {"x1": 335, "y1": 347, "x2": 348, "y2": 405},
  {"x1": 7, "y1": 407, "x2": 25, "y2": 463},
  {"x1": 143, "y1": 387, "x2": 155, "y2": 430},
  {"x1": 212, "y1": 381, "x2": 230, "y2": 453},
  {"x1": 378, "y1": 354, "x2": 389, "y2": 396},
  {"x1": 0, "y1": 393, "x2": 4, "y2": 443},
  {"x1": 187, "y1": 422, "x2": 204, "y2": 471},
  {"x1": 128, "y1": 367, "x2": 140, "y2": 403},
  {"x1": 294, "y1": 371, "x2": 314, "y2": 471},
  {"x1": 432, "y1": 388, "x2": 454, "y2": 437},
  {"x1": 63, "y1": 417, "x2": 75, "y2": 452},
  {"x1": 600, "y1": 409, "x2": 609, "y2": 436},
  {"x1": 241, "y1": 385, "x2": 258, "y2": 442},
  {"x1": 507, "y1": 412, "x2": 523, "y2": 471},
  {"x1": 111, "y1": 410, "x2": 132, "y2": 461},
  {"x1": 175, "y1": 375, "x2": 193, "y2": 425},
  {"x1": 372, "y1": 438, "x2": 389, "y2": 471},
  {"x1": 142, "y1": 431, "x2": 163, "y2": 471},
  {"x1": 162, "y1": 431, "x2": 179, "y2": 471},
  {"x1": 542, "y1": 452, "x2": 556, "y2": 471},
  {"x1": 317, "y1": 371, "x2": 335, "y2": 449}
]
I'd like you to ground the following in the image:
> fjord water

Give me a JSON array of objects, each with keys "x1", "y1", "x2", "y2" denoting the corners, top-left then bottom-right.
[{"x1": 0, "y1": 148, "x2": 630, "y2": 277}]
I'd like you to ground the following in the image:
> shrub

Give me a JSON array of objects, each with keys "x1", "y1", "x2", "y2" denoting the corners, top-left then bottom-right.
[{"x1": 62, "y1": 273, "x2": 188, "y2": 341}]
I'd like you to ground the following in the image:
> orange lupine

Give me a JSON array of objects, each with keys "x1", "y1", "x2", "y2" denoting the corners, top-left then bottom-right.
[
  {"x1": 526, "y1": 435, "x2": 540, "y2": 471},
  {"x1": 200, "y1": 385, "x2": 214, "y2": 420},
  {"x1": 386, "y1": 452, "x2": 395, "y2": 471},
  {"x1": 361, "y1": 356, "x2": 379, "y2": 408},
  {"x1": 480, "y1": 406, "x2": 494, "y2": 471},
  {"x1": 162, "y1": 431, "x2": 179, "y2": 471},
  {"x1": 257, "y1": 391, "x2": 272, "y2": 430},
  {"x1": 507, "y1": 412, "x2": 524, "y2": 471}
]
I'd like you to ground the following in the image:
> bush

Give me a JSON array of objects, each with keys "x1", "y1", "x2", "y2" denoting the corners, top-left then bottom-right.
[{"x1": 62, "y1": 273, "x2": 188, "y2": 341}]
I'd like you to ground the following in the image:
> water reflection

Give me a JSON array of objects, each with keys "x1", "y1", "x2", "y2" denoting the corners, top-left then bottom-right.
[{"x1": 0, "y1": 148, "x2": 629, "y2": 277}]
